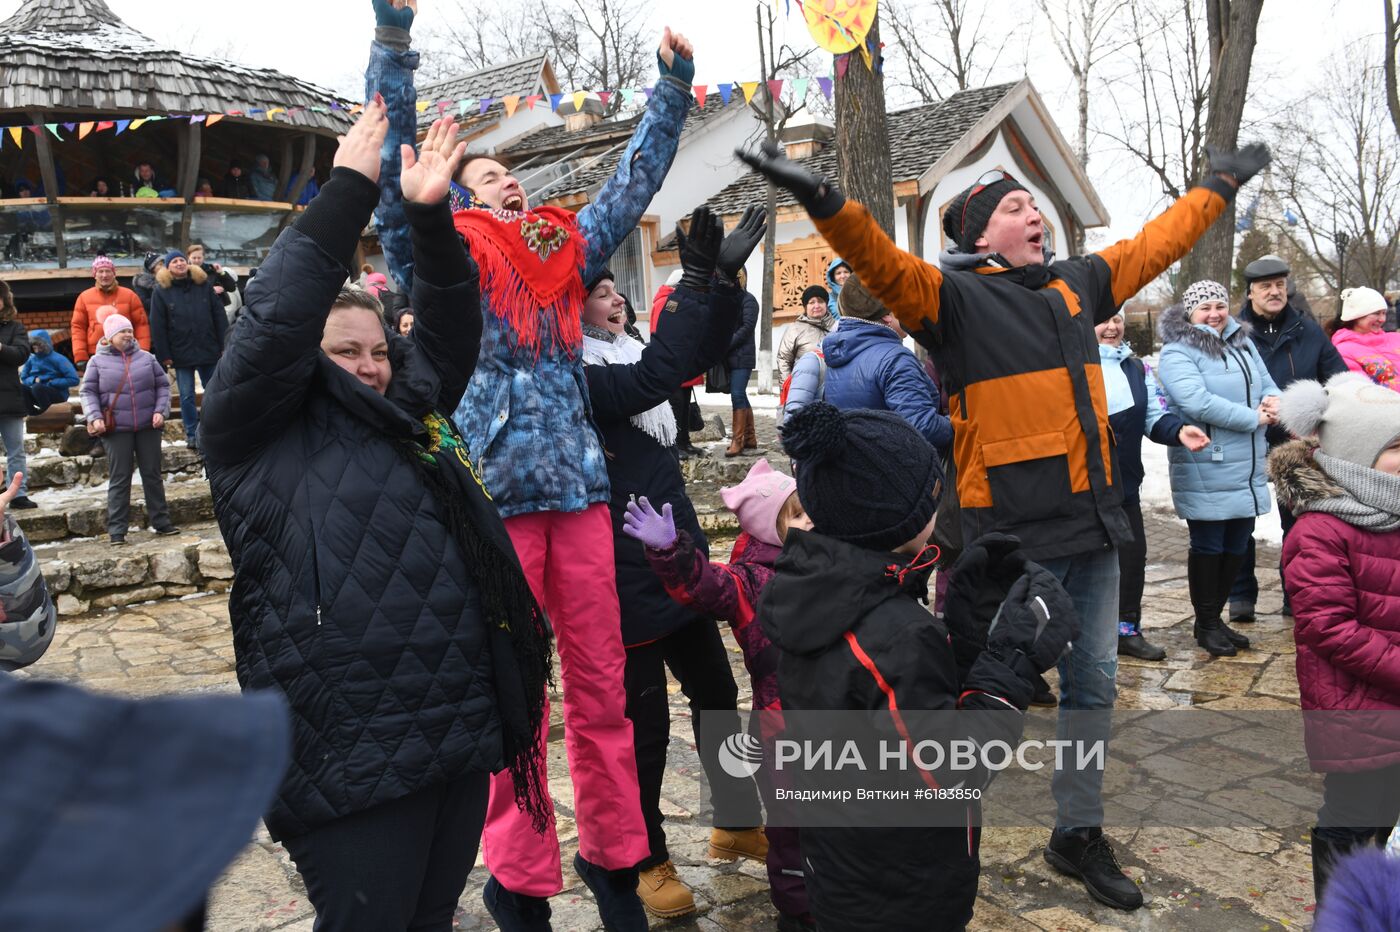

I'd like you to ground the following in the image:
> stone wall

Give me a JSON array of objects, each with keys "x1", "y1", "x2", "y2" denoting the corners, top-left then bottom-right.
[{"x1": 43, "y1": 535, "x2": 233, "y2": 616}]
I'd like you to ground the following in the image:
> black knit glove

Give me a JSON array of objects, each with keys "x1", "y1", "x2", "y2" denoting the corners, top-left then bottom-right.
[
  {"x1": 1207, "y1": 143, "x2": 1271, "y2": 188},
  {"x1": 715, "y1": 205, "x2": 767, "y2": 280},
  {"x1": 676, "y1": 206, "x2": 723, "y2": 291},
  {"x1": 984, "y1": 562, "x2": 1080, "y2": 682},
  {"x1": 942, "y1": 533, "x2": 1026, "y2": 679},
  {"x1": 735, "y1": 141, "x2": 845, "y2": 219}
]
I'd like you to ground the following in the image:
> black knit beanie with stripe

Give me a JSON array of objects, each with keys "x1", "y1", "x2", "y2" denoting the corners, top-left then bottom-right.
[{"x1": 943, "y1": 177, "x2": 1030, "y2": 253}]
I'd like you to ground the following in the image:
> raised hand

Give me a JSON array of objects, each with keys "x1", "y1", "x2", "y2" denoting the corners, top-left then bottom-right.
[
  {"x1": 622, "y1": 496, "x2": 678, "y2": 550},
  {"x1": 675, "y1": 206, "x2": 723, "y2": 290},
  {"x1": 657, "y1": 27, "x2": 695, "y2": 82},
  {"x1": 1206, "y1": 142, "x2": 1271, "y2": 188},
  {"x1": 402, "y1": 117, "x2": 467, "y2": 205},
  {"x1": 1178, "y1": 425, "x2": 1210, "y2": 452},
  {"x1": 333, "y1": 97, "x2": 389, "y2": 184},
  {"x1": 735, "y1": 141, "x2": 843, "y2": 219},
  {"x1": 716, "y1": 205, "x2": 767, "y2": 278}
]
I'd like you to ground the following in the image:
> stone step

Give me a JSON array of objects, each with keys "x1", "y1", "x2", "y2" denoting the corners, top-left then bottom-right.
[
  {"x1": 18, "y1": 475, "x2": 215, "y2": 543},
  {"x1": 37, "y1": 520, "x2": 232, "y2": 616},
  {"x1": 24, "y1": 444, "x2": 203, "y2": 492}
]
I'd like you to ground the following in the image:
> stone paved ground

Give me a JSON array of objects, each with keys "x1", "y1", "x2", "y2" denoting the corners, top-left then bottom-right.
[{"x1": 16, "y1": 408, "x2": 1318, "y2": 932}]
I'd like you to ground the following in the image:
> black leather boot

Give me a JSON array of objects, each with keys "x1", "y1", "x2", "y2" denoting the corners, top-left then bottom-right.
[
  {"x1": 1215, "y1": 551, "x2": 1251, "y2": 649},
  {"x1": 1045, "y1": 827, "x2": 1144, "y2": 910},
  {"x1": 1188, "y1": 552, "x2": 1236, "y2": 657}
]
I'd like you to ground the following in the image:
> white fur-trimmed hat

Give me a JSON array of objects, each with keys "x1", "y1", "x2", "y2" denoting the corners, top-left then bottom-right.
[{"x1": 1278, "y1": 372, "x2": 1400, "y2": 468}]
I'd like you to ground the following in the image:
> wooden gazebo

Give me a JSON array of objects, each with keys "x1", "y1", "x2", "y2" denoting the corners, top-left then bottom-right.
[{"x1": 0, "y1": 0, "x2": 352, "y2": 311}]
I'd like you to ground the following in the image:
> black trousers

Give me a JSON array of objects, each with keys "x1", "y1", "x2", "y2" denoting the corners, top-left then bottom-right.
[
  {"x1": 1117, "y1": 498, "x2": 1147, "y2": 627},
  {"x1": 668, "y1": 388, "x2": 693, "y2": 447},
  {"x1": 1318, "y1": 764, "x2": 1400, "y2": 838},
  {"x1": 1230, "y1": 499, "x2": 1297, "y2": 606},
  {"x1": 281, "y1": 773, "x2": 489, "y2": 932},
  {"x1": 102, "y1": 428, "x2": 171, "y2": 536},
  {"x1": 624, "y1": 617, "x2": 762, "y2": 868}
]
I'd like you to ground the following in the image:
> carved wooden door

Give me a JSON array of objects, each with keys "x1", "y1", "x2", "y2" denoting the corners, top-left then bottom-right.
[{"x1": 773, "y1": 233, "x2": 836, "y2": 324}]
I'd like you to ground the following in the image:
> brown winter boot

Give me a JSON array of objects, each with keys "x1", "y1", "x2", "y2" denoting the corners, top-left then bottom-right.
[
  {"x1": 742, "y1": 406, "x2": 758, "y2": 449},
  {"x1": 725, "y1": 409, "x2": 744, "y2": 457},
  {"x1": 708, "y1": 826, "x2": 769, "y2": 863},
  {"x1": 636, "y1": 860, "x2": 696, "y2": 917}
]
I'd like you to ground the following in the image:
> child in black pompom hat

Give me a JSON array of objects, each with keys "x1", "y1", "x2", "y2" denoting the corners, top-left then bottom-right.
[{"x1": 759, "y1": 402, "x2": 1080, "y2": 931}]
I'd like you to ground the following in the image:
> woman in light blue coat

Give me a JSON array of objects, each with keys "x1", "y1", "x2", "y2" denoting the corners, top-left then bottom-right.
[{"x1": 1157, "y1": 279, "x2": 1281, "y2": 658}]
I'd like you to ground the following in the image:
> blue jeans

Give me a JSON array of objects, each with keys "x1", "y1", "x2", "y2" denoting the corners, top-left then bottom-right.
[
  {"x1": 1039, "y1": 546, "x2": 1120, "y2": 829},
  {"x1": 175, "y1": 364, "x2": 217, "y2": 450},
  {"x1": 0, "y1": 417, "x2": 26, "y2": 496},
  {"x1": 1187, "y1": 517, "x2": 1254, "y2": 555},
  {"x1": 730, "y1": 368, "x2": 752, "y2": 410}
]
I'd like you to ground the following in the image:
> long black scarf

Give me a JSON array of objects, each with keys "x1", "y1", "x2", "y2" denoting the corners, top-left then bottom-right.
[{"x1": 404, "y1": 411, "x2": 555, "y2": 833}]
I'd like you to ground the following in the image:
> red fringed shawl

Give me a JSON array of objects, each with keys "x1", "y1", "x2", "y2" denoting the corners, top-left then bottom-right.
[{"x1": 453, "y1": 205, "x2": 589, "y2": 357}]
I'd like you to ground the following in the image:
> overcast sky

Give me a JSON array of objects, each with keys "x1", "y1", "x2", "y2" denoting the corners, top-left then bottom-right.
[{"x1": 2, "y1": 0, "x2": 1381, "y2": 242}]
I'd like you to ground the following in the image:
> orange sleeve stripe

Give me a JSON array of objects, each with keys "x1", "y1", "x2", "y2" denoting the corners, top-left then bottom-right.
[
  {"x1": 1097, "y1": 187, "x2": 1228, "y2": 307},
  {"x1": 842, "y1": 630, "x2": 940, "y2": 790},
  {"x1": 813, "y1": 200, "x2": 944, "y2": 334}
]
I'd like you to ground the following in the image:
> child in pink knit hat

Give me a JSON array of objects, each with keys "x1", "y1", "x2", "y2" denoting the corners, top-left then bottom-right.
[{"x1": 623, "y1": 458, "x2": 814, "y2": 926}]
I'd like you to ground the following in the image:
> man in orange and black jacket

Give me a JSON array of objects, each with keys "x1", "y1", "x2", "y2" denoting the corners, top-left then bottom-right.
[{"x1": 739, "y1": 140, "x2": 1270, "y2": 912}]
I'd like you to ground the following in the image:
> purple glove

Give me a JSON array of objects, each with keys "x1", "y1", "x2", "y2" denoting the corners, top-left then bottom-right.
[{"x1": 622, "y1": 496, "x2": 677, "y2": 550}]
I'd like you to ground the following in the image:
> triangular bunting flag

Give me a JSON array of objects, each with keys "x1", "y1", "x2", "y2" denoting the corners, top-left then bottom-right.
[
  {"x1": 96, "y1": 120, "x2": 114, "y2": 131},
  {"x1": 740, "y1": 81, "x2": 759, "y2": 103},
  {"x1": 643, "y1": 86, "x2": 654, "y2": 101},
  {"x1": 525, "y1": 94, "x2": 542, "y2": 110},
  {"x1": 835, "y1": 54, "x2": 851, "y2": 79},
  {"x1": 437, "y1": 100, "x2": 449, "y2": 115},
  {"x1": 189, "y1": 115, "x2": 206, "y2": 124},
  {"x1": 7, "y1": 127, "x2": 21, "y2": 148},
  {"x1": 458, "y1": 99, "x2": 473, "y2": 116},
  {"x1": 817, "y1": 77, "x2": 833, "y2": 99},
  {"x1": 767, "y1": 79, "x2": 784, "y2": 100},
  {"x1": 147, "y1": 115, "x2": 166, "y2": 122},
  {"x1": 503, "y1": 95, "x2": 520, "y2": 117},
  {"x1": 61, "y1": 122, "x2": 76, "y2": 132},
  {"x1": 268, "y1": 108, "x2": 286, "y2": 119},
  {"x1": 206, "y1": 114, "x2": 224, "y2": 127},
  {"x1": 479, "y1": 98, "x2": 494, "y2": 114},
  {"x1": 621, "y1": 88, "x2": 635, "y2": 106},
  {"x1": 694, "y1": 85, "x2": 708, "y2": 108},
  {"x1": 598, "y1": 91, "x2": 612, "y2": 106},
  {"x1": 718, "y1": 83, "x2": 733, "y2": 105},
  {"x1": 78, "y1": 121, "x2": 94, "y2": 139},
  {"x1": 129, "y1": 118, "x2": 148, "y2": 131},
  {"x1": 792, "y1": 77, "x2": 810, "y2": 103},
  {"x1": 572, "y1": 91, "x2": 586, "y2": 111},
  {"x1": 45, "y1": 123, "x2": 62, "y2": 138},
  {"x1": 549, "y1": 93, "x2": 564, "y2": 111},
  {"x1": 115, "y1": 119, "x2": 131, "y2": 135}
]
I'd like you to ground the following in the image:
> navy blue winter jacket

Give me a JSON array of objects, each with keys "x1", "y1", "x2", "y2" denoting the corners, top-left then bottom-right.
[{"x1": 822, "y1": 317, "x2": 952, "y2": 453}]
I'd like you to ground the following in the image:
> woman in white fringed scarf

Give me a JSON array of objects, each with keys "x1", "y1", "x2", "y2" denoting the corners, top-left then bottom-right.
[{"x1": 578, "y1": 205, "x2": 774, "y2": 917}]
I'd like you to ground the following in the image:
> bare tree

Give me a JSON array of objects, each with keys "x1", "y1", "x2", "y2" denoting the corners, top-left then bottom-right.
[
  {"x1": 1098, "y1": 0, "x2": 1262, "y2": 289},
  {"x1": 882, "y1": 0, "x2": 1021, "y2": 104},
  {"x1": 421, "y1": 0, "x2": 650, "y2": 109},
  {"x1": 1268, "y1": 44, "x2": 1400, "y2": 296},
  {"x1": 1034, "y1": 0, "x2": 1130, "y2": 169},
  {"x1": 1384, "y1": 0, "x2": 1400, "y2": 140}
]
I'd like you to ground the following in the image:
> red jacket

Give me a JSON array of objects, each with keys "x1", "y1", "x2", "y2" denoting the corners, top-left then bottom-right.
[{"x1": 1275, "y1": 441, "x2": 1400, "y2": 770}]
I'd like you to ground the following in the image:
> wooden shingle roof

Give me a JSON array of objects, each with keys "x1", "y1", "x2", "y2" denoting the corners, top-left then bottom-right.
[
  {"x1": 415, "y1": 54, "x2": 553, "y2": 129},
  {"x1": 0, "y1": 0, "x2": 352, "y2": 134},
  {"x1": 701, "y1": 83, "x2": 1018, "y2": 217}
]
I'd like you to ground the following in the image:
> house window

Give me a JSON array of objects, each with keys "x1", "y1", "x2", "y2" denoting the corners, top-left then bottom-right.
[{"x1": 608, "y1": 226, "x2": 650, "y2": 313}]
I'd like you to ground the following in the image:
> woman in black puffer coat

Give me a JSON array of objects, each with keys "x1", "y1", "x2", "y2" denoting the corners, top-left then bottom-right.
[{"x1": 200, "y1": 109, "x2": 551, "y2": 932}]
